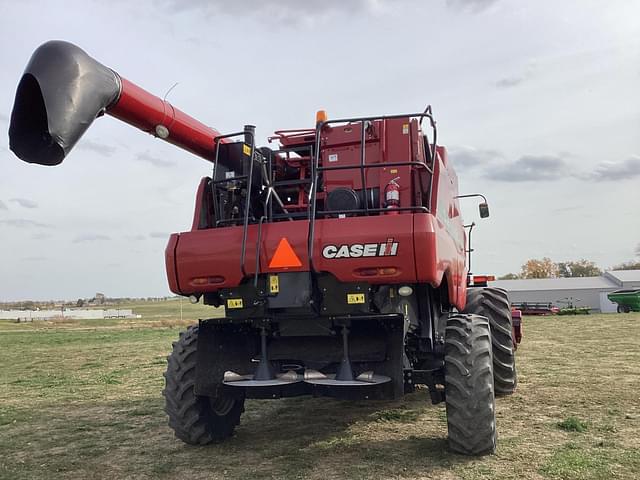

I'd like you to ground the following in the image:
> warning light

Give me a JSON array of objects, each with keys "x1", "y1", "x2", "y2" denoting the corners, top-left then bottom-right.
[
  {"x1": 269, "y1": 238, "x2": 303, "y2": 269},
  {"x1": 316, "y1": 109, "x2": 328, "y2": 124}
]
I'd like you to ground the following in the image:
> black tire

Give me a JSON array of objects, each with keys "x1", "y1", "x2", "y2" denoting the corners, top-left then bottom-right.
[
  {"x1": 163, "y1": 325, "x2": 244, "y2": 445},
  {"x1": 444, "y1": 313, "x2": 496, "y2": 455},
  {"x1": 464, "y1": 287, "x2": 517, "y2": 396}
]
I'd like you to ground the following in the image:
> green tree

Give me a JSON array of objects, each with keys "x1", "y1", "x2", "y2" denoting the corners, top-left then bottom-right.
[
  {"x1": 557, "y1": 259, "x2": 602, "y2": 277},
  {"x1": 521, "y1": 257, "x2": 558, "y2": 279},
  {"x1": 611, "y1": 261, "x2": 640, "y2": 271}
]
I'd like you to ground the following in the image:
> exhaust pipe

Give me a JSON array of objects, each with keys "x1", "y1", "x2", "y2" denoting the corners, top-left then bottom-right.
[{"x1": 9, "y1": 41, "x2": 225, "y2": 166}]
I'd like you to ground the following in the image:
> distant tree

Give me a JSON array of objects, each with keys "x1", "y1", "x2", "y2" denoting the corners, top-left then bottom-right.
[
  {"x1": 499, "y1": 273, "x2": 520, "y2": 280},
  {"x1": 521, "y1": 257, "x2": 558, "y2": 279},
  {"x1": 611, "y1": 260, "x2": 640, "y2": 271},
  {"x1": 557, "y1": 259, "x2": 602, "y2": 278},
  {"x1": 76, "y1": 298, "x2": 85, "y2": 307}
]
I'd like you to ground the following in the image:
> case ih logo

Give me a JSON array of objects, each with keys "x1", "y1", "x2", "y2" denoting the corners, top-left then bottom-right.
[{"x1": 322, "y1": 238, "x2": 399, "y2": 259}]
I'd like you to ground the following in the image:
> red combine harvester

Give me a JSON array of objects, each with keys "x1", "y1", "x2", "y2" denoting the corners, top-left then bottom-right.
[{"x1": 9, "y1": 41, "x2": 518, "y2": 455}]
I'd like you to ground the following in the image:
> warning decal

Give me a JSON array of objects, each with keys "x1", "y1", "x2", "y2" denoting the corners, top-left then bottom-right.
[{"x1": 268, "y1": 238, "x2": 303, "y2": 268}]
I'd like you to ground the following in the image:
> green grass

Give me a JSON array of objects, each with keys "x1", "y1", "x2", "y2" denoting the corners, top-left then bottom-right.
[
  {"x1": 0, "y1": 305, "x2": 639, "y2": 479},
  {"x1": 557, "y1": 416, "x2": 588, "y2": 433}
]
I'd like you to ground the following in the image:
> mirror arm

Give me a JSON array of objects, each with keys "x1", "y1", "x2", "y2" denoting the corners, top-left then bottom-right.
[{"x1": 454, "y1": 193, "x2": 488, "y2": 203}]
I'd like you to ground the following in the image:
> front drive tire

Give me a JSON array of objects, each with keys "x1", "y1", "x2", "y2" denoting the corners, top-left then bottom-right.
[
  {"x1": 163, "y1": 325, "x2": 244, "y2": 445},
  {"x1": 464, "y1": 287, "x2": 518, "y2": 395},
  {"x1": 444, "y1": 313, "x2": 497, "y2": 455}
]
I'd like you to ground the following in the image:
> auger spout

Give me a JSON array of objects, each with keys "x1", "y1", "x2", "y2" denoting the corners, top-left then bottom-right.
[{"x1": 9, "y1": 40, "x2": 225, "y2": 166}]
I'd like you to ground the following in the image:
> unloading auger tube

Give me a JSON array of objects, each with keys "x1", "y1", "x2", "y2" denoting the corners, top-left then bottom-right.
[{"x1": 9, "y1": 40, "x2": 228, "y2": 166}]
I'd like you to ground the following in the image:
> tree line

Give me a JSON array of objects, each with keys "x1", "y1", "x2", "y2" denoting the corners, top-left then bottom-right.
[{"x1": 500, "y1": 258, "x2": 640, "y2": 280}]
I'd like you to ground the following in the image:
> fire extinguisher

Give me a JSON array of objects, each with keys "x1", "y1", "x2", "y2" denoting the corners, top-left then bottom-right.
[{"x1": 384, "y1": 177, "x2": 401, "y2": 214}]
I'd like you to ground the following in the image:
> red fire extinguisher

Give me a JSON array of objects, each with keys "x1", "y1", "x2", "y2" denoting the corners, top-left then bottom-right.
[{"x1": 384, "y1": 177, "x2": 401, "y2": 214}]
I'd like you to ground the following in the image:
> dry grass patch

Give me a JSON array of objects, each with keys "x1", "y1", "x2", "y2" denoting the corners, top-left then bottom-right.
[{"x1": 0, "y1": 312, "x2": 638, "y2": 479}]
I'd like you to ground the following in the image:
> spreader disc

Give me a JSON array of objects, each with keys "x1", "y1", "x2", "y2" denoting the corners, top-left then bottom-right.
[
  {"x1": 223, "y1": 370, "x2": 303, "y2": 387},
  {"x1": 303, "y1": 372, "x2": 391, "y2": 387}
]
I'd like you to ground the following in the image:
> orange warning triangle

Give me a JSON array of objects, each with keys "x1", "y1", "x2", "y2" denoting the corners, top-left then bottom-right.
[{"x1": 269, "y1": 238, "x2": 303, "y2": 268}]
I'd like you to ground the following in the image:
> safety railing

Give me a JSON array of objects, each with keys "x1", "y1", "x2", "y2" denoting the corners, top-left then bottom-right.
[
  {"x1": 211, "y1": 106, "x2": 438, "y2": 278},
  {"x1": 307, "y1": 107, "x2": 438, "y2": 271}
]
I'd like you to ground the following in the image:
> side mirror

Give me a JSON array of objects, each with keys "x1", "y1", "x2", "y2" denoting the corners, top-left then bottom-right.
[{"x1": 479, "y1": 202, "x2": 490, "y2": 218}]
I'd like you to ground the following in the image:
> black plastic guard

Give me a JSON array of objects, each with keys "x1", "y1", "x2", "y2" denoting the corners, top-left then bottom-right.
[
  {"x1": 9, "y1": 41, "x2": 121, "y2": 165},
  {"x1": 194, "y1": 320, "x2": 257, "y2": 397}
]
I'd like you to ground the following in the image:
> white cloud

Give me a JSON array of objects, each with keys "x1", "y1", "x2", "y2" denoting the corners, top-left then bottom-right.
[
  {"x1": 10, "y1": 198, "x2": 38, "y2": 209},
  {"x1": 73, "y1": 234, "x2": 112, "y2": 243},
  {"x1": 585, "y1": 155, "x2": 640, "y2": 182},
  {"x1": 136, "y1": 151, "x2": 176, "y2": 168}
]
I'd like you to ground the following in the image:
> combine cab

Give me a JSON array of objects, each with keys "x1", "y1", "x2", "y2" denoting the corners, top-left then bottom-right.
[{"x1": 9, "y1": 41, "x2": 519, "y2": 455}]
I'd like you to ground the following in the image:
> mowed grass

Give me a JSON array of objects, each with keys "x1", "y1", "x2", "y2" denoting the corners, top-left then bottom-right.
[{"x1": 0, "y1": 308, "x2": 639, "y2": 480}]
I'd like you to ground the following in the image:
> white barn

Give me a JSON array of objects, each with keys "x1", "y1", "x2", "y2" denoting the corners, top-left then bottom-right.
[{"x1": 490, "y1": 270, "x2": 640, "y2": 313}]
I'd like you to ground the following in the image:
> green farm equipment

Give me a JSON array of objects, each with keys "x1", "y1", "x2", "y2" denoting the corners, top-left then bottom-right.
[
  {"x1": 607, "y1": 289, "x2": 640, "y2": 313},
  {"x1": 556, "y1": 297, "x2": 590, "y2": 315}
]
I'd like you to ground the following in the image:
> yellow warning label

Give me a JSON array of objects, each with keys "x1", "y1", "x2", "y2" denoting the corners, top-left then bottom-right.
[
  {"x1": 402, "y1": 123, "x2": 409, "y2": 135},
  {"x1": 227, "y1": 298, "x2": 243, "y2": 309},
  {"x1": 243, "y1": 144, "x2": 252, "y2": 156},
  {"x1": 347, "y1": 293, "x2": 365, "y2": 304},
  {"x1": 269, "y1": 275, "x2": 279, "y2": 294}
]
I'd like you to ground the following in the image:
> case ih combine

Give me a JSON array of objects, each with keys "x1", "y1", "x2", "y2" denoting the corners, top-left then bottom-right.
[{"x1": 9, "y1": 41, "x2": 518, "y2": 455}]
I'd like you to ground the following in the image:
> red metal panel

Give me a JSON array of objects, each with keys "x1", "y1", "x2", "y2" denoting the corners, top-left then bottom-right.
[
  {"x1": 321, "y1": 121, "x2": 383, "y2": 193},
  {"x1": 382, "y1": 118, "x2": 414, "y2": 208},
  {"x1": 413, "y1": 213, "x2": 439, "y2": 285},
  {"x1": 173, "y1": 225, "x2": 260, "y2": 294},
  {"x1": 311, "y1": 215, "x2": 416, "y2": 284},
  {"x1": 165, "y1": 234, "x2": 181, "y2": 294},
  {"x1": 190, "y1": 177, "x2": 209, "y2": 231},
  {"x1": 171, "y1": 214, "x2": 420, "y2": 293}
]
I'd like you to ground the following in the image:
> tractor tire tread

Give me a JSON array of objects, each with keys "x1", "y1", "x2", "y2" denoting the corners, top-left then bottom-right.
[
  {"x1": 163, "y1": 325, "x2": 244, "y2": 445},
  {"x1": 445, "y1": 313, "x2": 496, "y2": 456},
  {"x1": 464, "y1": 287, "x2": 518, "y2": 396}
]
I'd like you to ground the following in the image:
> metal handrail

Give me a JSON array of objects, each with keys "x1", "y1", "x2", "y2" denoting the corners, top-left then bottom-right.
[
  {"x1": 318, "y1": 160, "x2": 433, "y2": 173},
  {"x1": 317, "y1": 205, "x2": 429, "y2": 217},
  {"x1": 307, "y1": 109, "x2": 438, "y2": 271},
  {"x1": 212, "y1": 129, "x2": 256, "y2": 277}
]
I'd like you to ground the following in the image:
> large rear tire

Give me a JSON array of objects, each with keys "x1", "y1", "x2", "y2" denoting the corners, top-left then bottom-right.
[
  {"x1": 163, "y1": 325, "x2": 244, "y2": 445},
  {"x1": 464, "y1": 287, "x2": 517, "y2": 395},
  {"x1": 444, "y1": 313, "x2": 496, "y2": 455}
]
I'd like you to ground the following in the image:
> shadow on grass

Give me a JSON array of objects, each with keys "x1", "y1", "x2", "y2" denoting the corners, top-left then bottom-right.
[
  {"x1": 1, "y1": 393, "x2": 477, "y2": 479},
  {"x1": 172, "y1": 395, "x2": 474, "y2": 479}
]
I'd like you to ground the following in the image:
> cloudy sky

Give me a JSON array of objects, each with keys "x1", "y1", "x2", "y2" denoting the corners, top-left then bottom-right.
[{"x1": 1, "y1": 0, "x2": 638, "y2": 300}]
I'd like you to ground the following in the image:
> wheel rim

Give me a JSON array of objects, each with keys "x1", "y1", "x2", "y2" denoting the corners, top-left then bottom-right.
[{"x1": 210, "y1": 396, "x2": 235, "y2": 416}]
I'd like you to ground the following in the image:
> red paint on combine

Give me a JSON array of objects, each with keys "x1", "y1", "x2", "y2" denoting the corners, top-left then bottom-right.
[{"x1": 109, "y1": 78, "x2": 228, "y2": 161}]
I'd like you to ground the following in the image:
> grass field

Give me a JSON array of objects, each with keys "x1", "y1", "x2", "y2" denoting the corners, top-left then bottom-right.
[{"x1": 1, "y1": 304, "x2": 638, "y2": 480}]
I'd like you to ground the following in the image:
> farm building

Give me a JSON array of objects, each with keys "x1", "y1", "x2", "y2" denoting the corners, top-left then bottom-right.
[{"x1": 490, "y1": 270, "x2": 640, "y2": 313}]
